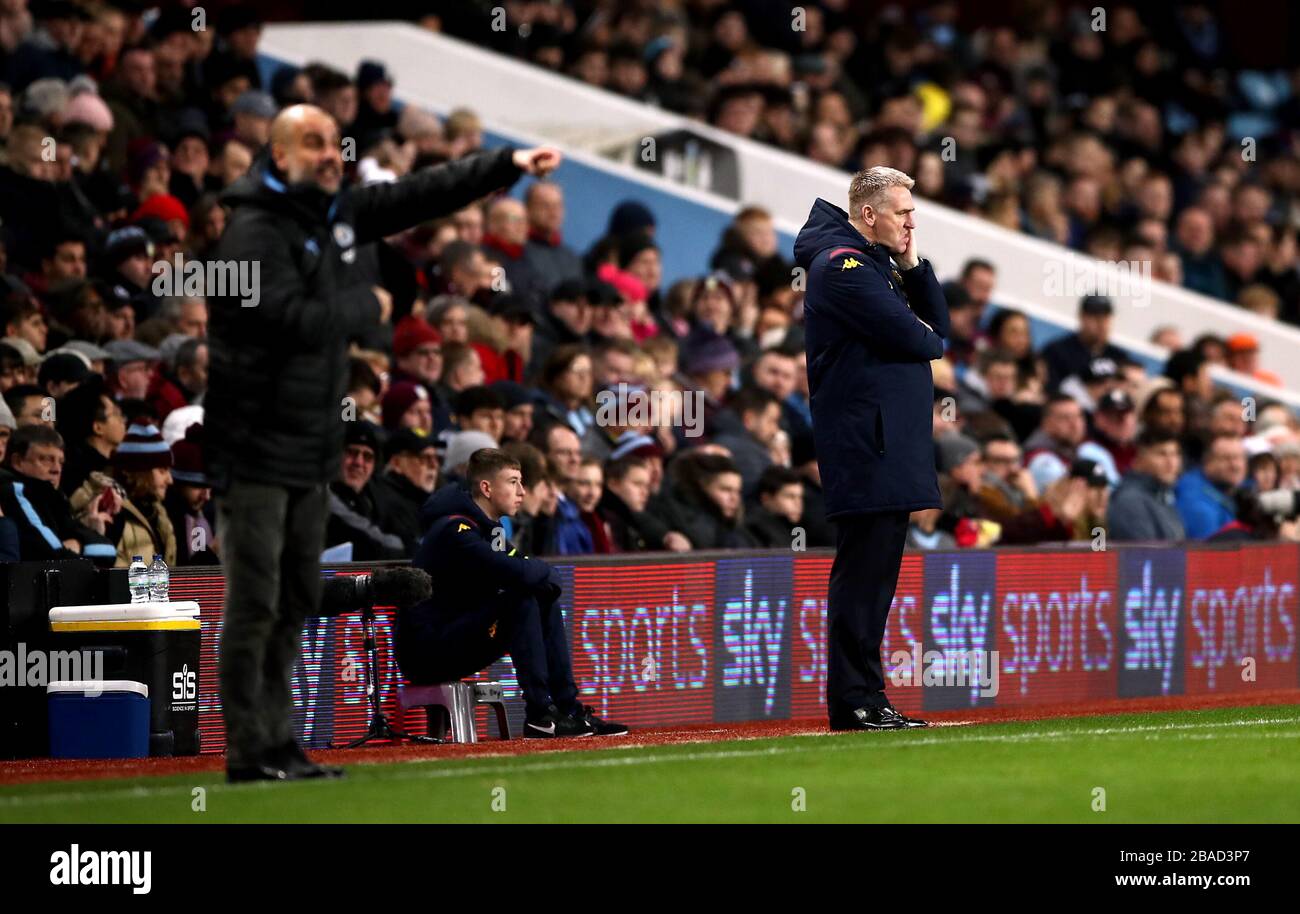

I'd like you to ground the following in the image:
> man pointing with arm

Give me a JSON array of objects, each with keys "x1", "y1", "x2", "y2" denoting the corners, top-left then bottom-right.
[
  {"x1": 207, "y1": 104, "x2": 561, "y2": 781},
  {"x1": 793, "y1": 166, "x2": 949, "y2": 730}
]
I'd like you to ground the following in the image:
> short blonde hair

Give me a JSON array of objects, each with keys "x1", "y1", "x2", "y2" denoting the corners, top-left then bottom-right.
[{"x1": 849, "y1": 166, "x2": 915, "y2": 216}]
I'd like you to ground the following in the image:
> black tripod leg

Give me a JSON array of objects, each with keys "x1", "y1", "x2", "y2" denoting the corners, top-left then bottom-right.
[{"x1": 341, "y1": 607, "x2": 442, "y2": 748}]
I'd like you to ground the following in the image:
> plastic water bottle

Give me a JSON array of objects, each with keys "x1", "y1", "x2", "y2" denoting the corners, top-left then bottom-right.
[
  {"x1": 128, "y1": 555, "x2": 149, "y2": 603},
  {"x1": 148, "y1": 554, "x2": 170, "y2": 604}
]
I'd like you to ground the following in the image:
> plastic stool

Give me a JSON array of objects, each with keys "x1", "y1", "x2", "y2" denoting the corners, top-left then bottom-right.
[{"x1": 399, "y1": 681, "x2": 510, "y2": 743}]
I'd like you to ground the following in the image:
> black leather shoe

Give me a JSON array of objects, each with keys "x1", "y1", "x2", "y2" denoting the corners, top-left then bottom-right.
[
  {"x1": 882, "y1": 704, "x2": 929, "y2": 728},
  {"x1": 226, "y1": 762, "x2": 290, "y2": 784},
  {"x1": 271, "y1": 741, "x2": 345, "y2": 779},
  {"x1": 830, "y1": 705, "x2": 927, "y2": 731}
]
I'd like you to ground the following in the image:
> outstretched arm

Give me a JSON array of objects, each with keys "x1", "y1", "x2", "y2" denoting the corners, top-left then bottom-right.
[{"x1": 351, "y1": 146, "x2": 562, "y2": 242}]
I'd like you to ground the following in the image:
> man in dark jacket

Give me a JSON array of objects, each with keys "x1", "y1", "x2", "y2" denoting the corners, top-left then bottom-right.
[
  {"x1": 598, "y1": 453, "x2": 673, "y2": 551},
  {"x1": 1107, "y1": 430, "x2": 1185, "y2": 542},
  {"x1": 745, "y1": 466, "x2": 805, "y2": 547},
  {"x1": 0, "y1": 125, "x2": 71, "y2": 273},
  {"x1": 794, "y1": 166, "x2": 948, "y2": 731},
  {"x1": 482, "y1": 197, "x2": 545, "y2": 307},
  {"x1": 371, "y1": 427, "x2": 440, "y2": 554},
  {"x1": 522, "y1": 181, "x2": 584, "y2": 295},
  {"x1": 1040, "y1": 295, "x2": 1128, "y2": 393},
  {"x1": 206, "y1": 102, "x2": 562, "y2": 782},
  {"x1": 55, "y1": 375, "x2": 125, "y2": 496},
  {"x1": 325, "y1": 421, "x2": 406, "y2": 561},
  {"x1": 711, "y1": 386, "x2": 780, "y2": 499},
  {"x1": 529, "y1": 279, "x2": 591, "y2": 378},
  {"x1": 399, "y1": 448, "x2": 626, "y2": 737}
]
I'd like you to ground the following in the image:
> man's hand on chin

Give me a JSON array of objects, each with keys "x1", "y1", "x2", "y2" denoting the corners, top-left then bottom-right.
[{"x1": 896, "y1": 228, "x2": 920, "y2": 270}]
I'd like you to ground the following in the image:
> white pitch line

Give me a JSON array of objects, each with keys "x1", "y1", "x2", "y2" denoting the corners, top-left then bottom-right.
[{"x1": 1, "y1": 714, "x2": 1297, "y2": 811}]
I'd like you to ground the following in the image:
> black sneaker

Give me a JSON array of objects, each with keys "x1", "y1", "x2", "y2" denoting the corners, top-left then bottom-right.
[
  {"x1": 572, "y1": 703, "x2": 629, "y2": 736},
  {"x1": 524, "y1": 704, "x2": 593, "y2": 738},
  {"x1": 269, "y1": 741, "x2": 346, "y2": 779}
]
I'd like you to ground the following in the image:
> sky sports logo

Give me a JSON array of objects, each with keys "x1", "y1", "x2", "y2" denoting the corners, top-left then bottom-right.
[{"x1": 49, "y1": 845, "x2": 151, "y2": 894}]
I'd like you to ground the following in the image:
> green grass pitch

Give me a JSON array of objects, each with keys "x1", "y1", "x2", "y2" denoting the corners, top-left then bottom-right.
[{"x1": 3, "y1": 705, "x2": 1298, "y2": 824}]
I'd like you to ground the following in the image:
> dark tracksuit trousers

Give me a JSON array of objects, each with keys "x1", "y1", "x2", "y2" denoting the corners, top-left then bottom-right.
[
  {"x1": 217, "y1": 479, "x2": 328, "y2": 767},
  {"x1": 826, "y1": 510, "x2": 910, "y2": 720},
  {"x1": 398, "y1": 588, "x2": 578, "y2": 719}
]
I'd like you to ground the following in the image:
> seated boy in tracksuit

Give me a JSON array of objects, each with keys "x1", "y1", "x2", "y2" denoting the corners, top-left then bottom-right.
[{"x1": 398, "y1": 447, "x2": 627, "y2": 738}]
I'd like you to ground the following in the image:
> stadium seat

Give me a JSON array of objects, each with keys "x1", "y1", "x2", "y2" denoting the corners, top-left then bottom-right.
[{"x1": 399, "y1": 681, "x2": 510, "y2": 744}]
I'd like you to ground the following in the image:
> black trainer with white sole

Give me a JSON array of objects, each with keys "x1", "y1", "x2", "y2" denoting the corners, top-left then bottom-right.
[
  {"x1": 524, "y1": 704, "x2": 593, "y2": 738},
  {"x1": 572, "y1": 703, "x2": 629, "y2": 736}
]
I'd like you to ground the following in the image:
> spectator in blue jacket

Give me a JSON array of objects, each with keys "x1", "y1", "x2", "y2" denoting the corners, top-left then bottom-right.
[
  {"x1": 1175, "y1": 433, "x2": 1247, "y2": 539},
  {"x1": 535, "y1": 421, "x2": 590, "y2": 554}
]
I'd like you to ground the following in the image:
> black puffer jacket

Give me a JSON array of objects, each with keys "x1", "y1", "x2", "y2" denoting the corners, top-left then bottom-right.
[
  {"x1": 646, "y1": 481, "x2": 758, "y2": 550},
  {"x1": 204, "y1": 147, "x2": 522, "y2": 491}
]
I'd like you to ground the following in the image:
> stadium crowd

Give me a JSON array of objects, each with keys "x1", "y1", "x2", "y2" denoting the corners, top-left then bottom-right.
[
  {"x1": 430, "y1": 0, "x2": 1300, "y2": 327},
  {"x1": 0, "y1": 0, "x2": 1296, "y2": 570}
]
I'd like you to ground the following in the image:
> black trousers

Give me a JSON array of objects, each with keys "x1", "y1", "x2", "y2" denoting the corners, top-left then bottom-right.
[
  {"x1": 397, "y1": 588, "x2": 578, "y2": 719},
  {"x1": 217, "y1": 480, "x2": 327, "y2": 767},
  {"x1": 826, "y1": 509, "x2": 910, "y2": 720}
]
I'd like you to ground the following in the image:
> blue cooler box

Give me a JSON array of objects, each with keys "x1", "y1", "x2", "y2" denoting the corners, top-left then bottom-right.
[{"x1": 47, "y1": 680, "x2": 149, "y2": 759}]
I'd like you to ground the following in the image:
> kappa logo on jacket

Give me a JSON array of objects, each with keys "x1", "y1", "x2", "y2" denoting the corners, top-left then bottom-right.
[{"x1": 840, "y1": 256, "x2": 862, "y2": 270}]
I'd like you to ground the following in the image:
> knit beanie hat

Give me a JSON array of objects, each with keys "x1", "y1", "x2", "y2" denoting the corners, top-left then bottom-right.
[
  {"x1": 114, "y1": 423, "x2": 174, "y2": 472},
  {"x1": 392, "y1": 315, "x2": 442, "y2": 358},
  {"x1": 935, "y1": 433, "x2": 979, "y2": 474},
  {"x1": 63, "y1": 90, "x2": 114, "y2": 132},
  {"x1": 170, "y1": 424, "x2": 208, "y2": 485},
  {"x1": 381, "y1": 381, "x2": 430, "y2": 429},
  {"x1": 682, "y1": 327, "x2": 740, "y2": 376}
]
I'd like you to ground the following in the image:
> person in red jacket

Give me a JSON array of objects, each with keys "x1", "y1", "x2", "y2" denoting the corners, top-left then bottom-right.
[{"x1": 145, "y1": 337, "x2": 206, "y2": 421}]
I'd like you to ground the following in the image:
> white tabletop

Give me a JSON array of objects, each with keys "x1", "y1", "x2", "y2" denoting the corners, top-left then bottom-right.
[{"x1": 49, "y1": 601, "x2": 201, "y2": 622}]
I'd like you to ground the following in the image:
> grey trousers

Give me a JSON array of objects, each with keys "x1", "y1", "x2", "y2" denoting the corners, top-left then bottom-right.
[{"x1": 217, "y1": 479, "x2": 327, "y2": 767}]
